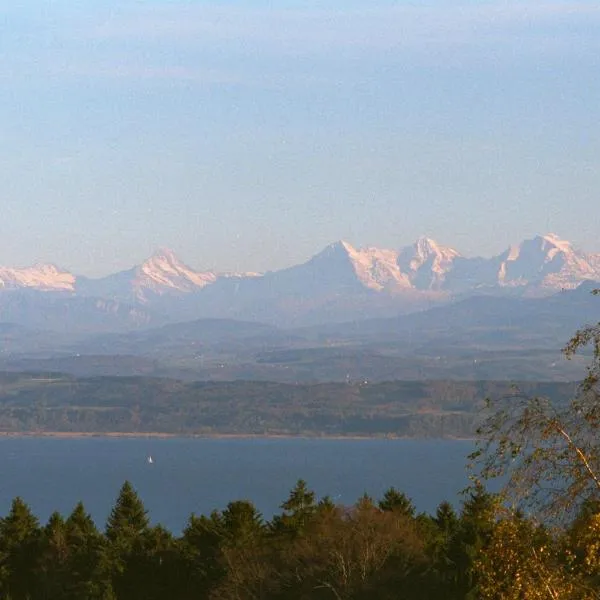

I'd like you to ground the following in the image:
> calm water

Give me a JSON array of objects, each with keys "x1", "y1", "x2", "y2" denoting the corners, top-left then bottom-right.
[{"x1": 0, "y1": 437, "x2": 474, "y2": 533}]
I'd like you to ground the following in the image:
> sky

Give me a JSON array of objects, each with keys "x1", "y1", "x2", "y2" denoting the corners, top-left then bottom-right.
[{"x1": 1, "y1": 1, "x2": 599, "y2": 277}]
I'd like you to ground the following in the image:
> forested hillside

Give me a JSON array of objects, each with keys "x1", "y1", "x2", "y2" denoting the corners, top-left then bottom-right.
[{"x1": 0, "y1": 373, "x2": 575, "y2": 438}]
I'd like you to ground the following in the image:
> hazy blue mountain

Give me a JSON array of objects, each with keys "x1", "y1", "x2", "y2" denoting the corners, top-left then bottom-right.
[
  {"x1": 0, "y1": 290, "x2": 157, "y2": 333},
  {"x1": 0, "y1": 235, "x2": 597, "y2": 330}
]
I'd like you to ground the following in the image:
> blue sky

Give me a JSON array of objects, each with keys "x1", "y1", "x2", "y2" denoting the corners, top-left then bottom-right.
[{"x1": 1, "y1": 1, "x2": 599, "y2": 276}]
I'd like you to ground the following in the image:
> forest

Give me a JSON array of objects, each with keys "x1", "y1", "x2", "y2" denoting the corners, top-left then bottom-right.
[
  {"x1": 0, "y1": 477, "x2": 598, "y2": 600},
  {"x1": 0, "y1": 374, "x2": 575, "y2": 438}
]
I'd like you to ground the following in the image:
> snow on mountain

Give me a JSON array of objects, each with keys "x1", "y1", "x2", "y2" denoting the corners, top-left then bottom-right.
[
  {"x1": 77, "y1": 249, "x2": 217, "y2": 302},
  {"x1": 76, "y1": 248, "x2": 260, "y2": 303},
  {"x1": 303, "y1": 237, "x2": 461, "y2": 293},
  {"x1": 0, "y1": 264, "x2": 75, "y2": 292},
  {"x1": 306, "y1": 234, "x2": 599, "y2": 296},
  {"x1": 261, "y1": 241, "x2": 370, "y2": 293},
  {"x1": 298, "y1": 238, "x2": 457, "y2": 293},
  {"x1": 132, "y1": 248, "x2": 218, "y2": 300},
  {"x1": 337, "y1": 241, "x2": 411, "y2": 291},
  {"x1": 397, "y1": 237, "x2": 462, "y2": 290},
  {"x1": 0, "y1": 234, "x2": 598, "y2": 316},
  {"x1": 495, "y1": 233, "x2": 599, "y2": 292}
]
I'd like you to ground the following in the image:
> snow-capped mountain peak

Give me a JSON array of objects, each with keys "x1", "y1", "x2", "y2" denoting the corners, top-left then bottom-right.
[
  {"x1": 310, "y1": 237, "x2": 462, "y2": 292},
  {"x1": 305, "y1": 240, "x2": 409, "y2": 292},
  {"x1": 540, "y1": 232, "x2": 573, "y2": 252},
  {"x1": 1, "y1": 234, "x2": 599, "y2": 332},
  {"x1": 414, "y1": 236, "x2": 440, "y2": 256},
  {"x1": 316, "y1": 240, "x2": 354, "y2": 256},
  {"x1": 75, "y1": 249, "x2": 221, "y2": 303},
  {"x1": 344, "y1": 244, "x2": 410, "y2": 291},
  {"x1": 0, "y1": 263, "x2": 75, "y2": 291},
  {"x1": 497, "y1": 233, "x2": 597, "y2": 290},
  {"x1": 132, "y1": 248, "x2": 217, "y2": 300},
  {"x1": 397, "y1": 237, "x2": 462, "y2": 289}
]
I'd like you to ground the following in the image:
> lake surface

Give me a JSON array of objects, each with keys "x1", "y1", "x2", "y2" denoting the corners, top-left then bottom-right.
[{"x1": 0, "y1": 437, "x2": 474, "y2": 533}]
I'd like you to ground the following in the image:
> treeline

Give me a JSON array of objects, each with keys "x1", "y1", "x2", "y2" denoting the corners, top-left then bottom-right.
[
  {"x1": 0, "y1": 480, "x2": 598, "y2": 599},
  {"x1": 0, "y1": 373, "x2": 576, "y2": 437}
]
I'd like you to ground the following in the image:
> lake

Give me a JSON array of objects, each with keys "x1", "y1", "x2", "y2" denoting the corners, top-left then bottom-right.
[{"x1": 0, "y1": 437, "x2": 475, "y2": 533}]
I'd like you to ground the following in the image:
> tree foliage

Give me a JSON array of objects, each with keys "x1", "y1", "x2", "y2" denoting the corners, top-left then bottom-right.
[
  {"x1": 472, "y1": 288, "x2": 600, "y2": 598},
  {"x1": 473, "y1": 289, "x2": 600, "y2": 521}
]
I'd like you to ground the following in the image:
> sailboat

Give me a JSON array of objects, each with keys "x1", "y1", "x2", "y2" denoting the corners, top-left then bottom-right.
[{"x1": 147, "y1": 455, "x2": 154, "y2": 465}]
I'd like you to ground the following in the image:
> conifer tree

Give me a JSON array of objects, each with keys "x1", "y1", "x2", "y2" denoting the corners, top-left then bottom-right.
[
  {"x1": 378, "y1": 487, "x2": 416, "y2": 518},
  {"x1": 105, "y1": 481, "x2": 150, "y2": 600},
  {"x1": 222, "y1": 500, "x2": 264, "y2": 546},
  {"x1": 212, "y1": 502, "x2": 269, "y2": 600},
  {"x1": 0, "y1": 497, "x2": 41, "y2": 600},
  {"x1": 65, "y1": 502, "x2": 106, "y2": 600},
  {"x1": 425, "y1": 501, "x2": 461, "y2": 598},
  {"x1": 106, "y1": 481, "x2": 149, "y2": 545},
  {"x1": 180, "y1": 511, "x2": 226, "y2": 599},
  {"x1": 37, "y1": 511, "x2": 69, "y2": 599},
  {"x1": 281, "y1": 480, "x2": 316, "y2": 515},
  {"x1": 134, "y1": 525, "x2": 176, "y2": 600},
  {"x1": 273, "y1": 479, "x2": 317, "y2": 538},
  {"x1": 317, "y1": 495, "x2": 336, "y2": 514},
  {"x1": 355, "y1": 492, "x2": 376, "y2": 511},
  {"x1": 434, "y1": 500, "x2": 458, "y2": 535},
  {"x1": 450, "y1": 485, "x2": 498, "y2": 600}
]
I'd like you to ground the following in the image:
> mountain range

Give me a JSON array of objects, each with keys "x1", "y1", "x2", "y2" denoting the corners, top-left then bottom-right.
[{"x1": 0, "y1": 233, "x2": 599, "y2": 330}]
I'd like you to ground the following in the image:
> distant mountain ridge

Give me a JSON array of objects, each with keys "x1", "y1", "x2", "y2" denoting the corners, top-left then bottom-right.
[
  {"x1": 0, "y1": 263, "x2": 76, "y2": 292},
  {"x1": 0, "y1": 233, "x2": 598, "y2": 329},
  {"x1": 76, "y1": 248, "x2": 259, "y2": 303}
]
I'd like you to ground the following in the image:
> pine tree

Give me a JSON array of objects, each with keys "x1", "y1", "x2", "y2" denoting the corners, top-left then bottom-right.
[
  {"x1": 281, "y1": 480, "x2": 316, "y2": 515},
  {"x1": 65, "y1": 502, "x2": 106, "y2": 600},
  {"x1": 378, "y1": 487, "x2": 416, "y2": 518},
  {"x1": 215, "y1": 501, "x2": 269, "y2": 599},
  {"x1": 434, "y1": 500, "x2": 458, "y2": 535},
  {"x1": 424, "y1": 501, "x2": 460, "y2": 598},
  {"x1": 67, "y1": 502, "x2": 99, "y2": 542},
  {"x1": 272, "y1": 480, "x2": 317, "y2": 538},
  {"x1": 179, "y1": 512, "x2": 226, "y2": 599},
  {"x1": 0, "y1": 497, "x2": 41, "y2": 599},
  {"x1": 450, "y1": 485, "x2": 498, "y2": 600},
  {"x1": 131, "y1": 525, "x2": 176, "y2": 600},
  {"x1": 355, "y1": 492, "x2": 376, "y2": 511},
  {"x1": 105, "y1": 481, "x2": 149, "y2": 544},
  {"x1": 37, "y1": 511, "x2": 69, "y2": 599},
  {"x1": 222, "y1": 500, "x2": 264, "y2": 546},
  {"x1": 105, "y1": 481, "x2": 150, "y2": 600},
  {"x1": 317, "y1": 495, "x2": 336, "y2": 513}
]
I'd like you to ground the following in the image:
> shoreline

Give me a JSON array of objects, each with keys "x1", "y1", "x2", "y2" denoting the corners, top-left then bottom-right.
[{"x1": 0, "y1": 431, "x2": 476, "y2": 441}]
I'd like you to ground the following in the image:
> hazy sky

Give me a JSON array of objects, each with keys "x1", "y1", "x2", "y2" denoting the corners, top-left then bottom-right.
[{"x1": 1, "y1": 1, "x2": 599, "y2": 276}]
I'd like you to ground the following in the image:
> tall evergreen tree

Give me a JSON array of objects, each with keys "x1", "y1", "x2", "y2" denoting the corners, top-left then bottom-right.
[
  {"x1": 106, "y1": 481, "x2": 149, "y2": 544},
  {"x1": 422, "y1": 501, "x2": 460, "y2": 598},
  {"x1": 65, "y1": 502, "x2": 106, "y2": 600},
  {"x1": 213, "y1": 501, "x2": 270, "y2": 598},
  {"x1": 222, "y1": 500, "x2": 264, "y2": 546},
  {"x1": 450, "y1": 485, "x2": 498, "y2": 600},
  {"x1": 272, "y1": 480, "x2": 317, "y2": 538},
  {"x1": 0, "y1": 497, "x2": 41, "y2": 600},
  {"x1": 179, "y1": 511, "x2": 226, "y2": 599},
  {"x1": 378, "y1": 487, "x2": 416, "y2": 518},
  {"x1": 105, "y1": 481, "x2": 150, "y2": 600},
  {"x1": 132, "y1": 525, "x2": 176, "y2": 600},
  {"x1": 37, "y1": 511, "x2": 69, "y2": 599}
]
